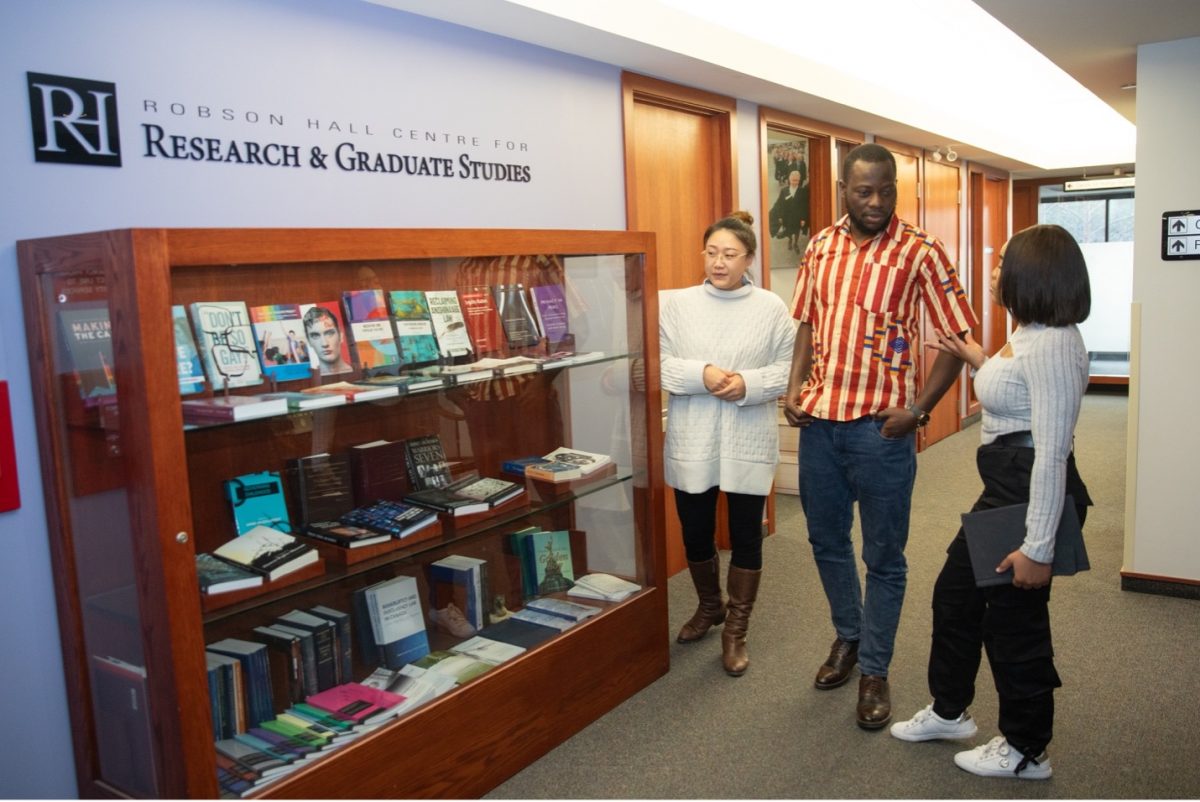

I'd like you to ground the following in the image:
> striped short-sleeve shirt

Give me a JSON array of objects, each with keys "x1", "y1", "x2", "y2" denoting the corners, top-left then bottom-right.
[{"x1": 790, "y1": 214, "x2": 977, "y2": 421}]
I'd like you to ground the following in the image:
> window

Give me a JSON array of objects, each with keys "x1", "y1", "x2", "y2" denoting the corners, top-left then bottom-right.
[{"x1": 1038, "y1": 184, "x2": 1134, "y2": 243}]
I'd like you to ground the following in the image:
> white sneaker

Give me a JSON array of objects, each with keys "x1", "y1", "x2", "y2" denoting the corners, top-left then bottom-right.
[
  {"x1": 890, "y1": 704, "x2": 979, "y2": 742},
  {"x1": 954, "y1": 736, "x2": 1052, "y2": 779},
  {"x1": 430, "y1": 603, "x2": 476, "y2": 638}
]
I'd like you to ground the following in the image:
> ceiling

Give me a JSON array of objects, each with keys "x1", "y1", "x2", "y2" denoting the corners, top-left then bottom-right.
[{"x1": 373, "y1": 0, "x2": 1200, "y2": 177}]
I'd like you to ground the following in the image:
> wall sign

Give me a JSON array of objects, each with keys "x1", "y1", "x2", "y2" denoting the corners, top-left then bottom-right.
[{"x1": 1162, "y1": 210, "x2": 1200, "y2": 260}]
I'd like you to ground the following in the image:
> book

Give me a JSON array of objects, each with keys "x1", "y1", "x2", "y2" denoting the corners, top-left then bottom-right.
[
  {"x1": 403, "y1": 434, "x2": 453, "y2": 491},
  {"x1": 542, "y1": 446, "x2": 612, "y2": 475},
  {"x1": 526, "y1": 529, "x2": 575, "y2": 595},
  {"x1": 196, "y1": 552, "x2": 263, "y2": 595},
  {"x1": 301, "y1": 380, "x2": 398, "y2": 403},
  {"x1": 277, "y1": 609, "x2": 338, "y2": 692},
  {"x1": 90, "y1": 655, "x2": 157, "y2": 796},
  {"x1": 360, "y1": 664, "x2": 455, "y2": 715},
  {"x1": 269, "y1": 623, "x2": 319, "y2": 698},
  {"x1": 181, "y1": 394, "x2": 289, "y2": 424},
  {"x1": 424, "y1": 289, "x2": 474, "y2": 359},
  {"x1": 339, "y1": 499, "x2": 438, "y2": 539},
  {"x1": 449, "y1": 635, "x2": 526, "y2": 665},
  {"x1": 259, "y1": 390, "x2": 346, "y2": 411},
  {"x1": 308, "y1": 605, "x2": 353, "y2": 686},
  {"x1": 456, "y1": 286, "x2": 508, "y2": 356},
  {"x1": 523, "y1": 459, "x2": 583, "y2": 483},
  {"x1": 342, "y1": 288, "x2": 402, "y2": 374},
  {"x1": 212, "y1": 525, "x2": 319, "y2": 582},
  {"x1": 451, "y1": 475, "x2": 525, "y2": 507},
  {"x1": 362, "y1": 574, "x2": 431, "y2": 669},
  {"x1": 215, "y1": 738, "x2": 292, "y2": 777},
  {"x1": 286, "y1": 453, "x2": 355, "y2": 528},
  {"x1": 57, "y1": 302, "x2": 117, "y2": 405},
  {"x1": 410, "y1": 650, "x2": 494, "y2": 686},
  {"x1": 349, "y1": 439, "x2": 409, "y2": 505},
  {"x1": 251, "y1": 625, "x2": 307, "y2": 709},
  {"x1": 190, "y1": 301, "x2": 264, "y2": 390},
  {"x1": 523, "y1": 596, "x2": 601, "y2": 623},
  {"x1": 568, "y1": 572, "x2": 641, "y2": 602},
  {"x1": 387, "y1": 290, "x2": 440, "y2": 365},
  {"x1": 479, "y1": 616, "x2": 563, "y2": 648},
  {"x1": 510, "y1": 607, "x2": 574, "y2": 632},
  {"x1": 206, "y1": 638, "x2": 275, "y2": 729},
  {"x1": 306, "y1": 682, "x2": 406, "y2": 725},
  {"x1": 529, "y1": 283, "x2": 571, "y2": 346},
  {"x1": 404, "y1": 476, "x2": 491, "y2": 517},
  {"x1": 223, "y1": 470, "x2": 292, "y2": 535},
  {"x1": 173, "y1": 304, "x2": 206, "y2": 395},
  {"x1": 493, "y1": 283, "x2": 541, "y2": 348},
  {"x1": 428, "y1": 554, "x2": 489, "y2": 631},
  {"x1": 961, "y1": 496, "x2": 1089, "y2": 588},
  {"x1": 303, "y1": 520, "x2": 391, "y2": 549},
  {"x1": 207, "y1": 650, "x2": 244, "y2": 738},
  {"x1": 248, "y1": 303, "x2": 313, "y2": 383},
  {"x1": 502, "y1": 455, "x2": 553, "y2": 477},
  {"x1": 298, "y1": 301, "x2": 354, "y2": 377}
]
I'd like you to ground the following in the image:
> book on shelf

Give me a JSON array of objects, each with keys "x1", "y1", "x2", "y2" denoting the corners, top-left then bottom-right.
[
  {"x1": 268, "y1": 623, "x2": 320, "y2": 698},
  {"x1": 196, "y1": 552, "x2": 263, "y2": 595},
  {"x1": 90, "y1": 654, "x2": 157, "y2": 797},
  {"x1": 523, "y1": 596, "x2": 601, "y2": 623},
  {"x1": 349, "y1": 438, "x2": 409, "y2": 505},
  {"x1": 449, "y1": 635, "x2": 526, "y2": 665},
  {"x1": 206, "y1": 638, "x2": 275, "y2": 729},
  {"x1": 493, "y1": 283, "x2": 541, "y2": 348},
  {"x1": 212, "y1": 525, "x2": 319, "y2": 582},
  {"x1": 233, "y1": 729, "x2": 316, "y2": 763},
  {"x1": 259, "y1": 390, "x2": 346, "y2": 411},
  {"x1": 181, "y1": 393, "x2": 289, "y2": 424},
  {"x1": 410, "y1": 650, "x2": 494, "y2": 686},
  {"x1": 303, "y1": 520, "x2": 391, "y2": 549},
  {"x1": 525, "y1": 529, "x2": 576, "y2": 596},
  {"x1": 427, "y1": 554, "x2": 489, "y2": 633},
  {"x1": 410, "y1": 361, "x2": 494, "y2": 386},
  {"x1": 339, "y1": 499, "x2": 438, "y2": 539},
  {"x1": 342, "y1": 288, "x2": 402, "y2": 374},
  {"x1": 522, "y1": 460, "x2": 582, "y2": 483},
  {"x1": 567, "y1": 572, "x2": 641, "y2": 602},
  {"x1": 349, "y1": 372, "x2": 412, "y2": 391},
  {"x1": 245, "y1": 725, "x2": 323, "y2": 761},
  {"x1": 57, "y1": 302, "x2": 117, "y2": 405},
  {"x1": 306, "y1": 682, "x2": 406, "y2": 725},
  {"x1": 510, "y1": 607, "x2": 573, "y2": 632},
  {"x1": 298, "y1": 301, "x2": 354, "y2": 377},
  {"x1": 471, "y1": 355, "x2": 544, "y2": 376},
  {"x1": 502, "y1": 455, "x2": 553, "y2": 477},
  {"x1": 300, "y1": 380, "x2": 398, "y2": 403},
  {"x1": 360, "y1": 664, "x2": 455, "y2": 715},
  {"x1": 456, "y1": 285, "x2": 507, "y2": 356},
  {"x1": 424, "y1": 289, "x2": 474, "y2": 359},
  {"x1": 387, "y1": 289, "x2": 440, "y2": 366},
  {"x1": 403, "y1": 434, "x2": 453, "y2": 490},
  {"x1": 308, "y1": 605, "x2": 353, "y2": 686},
  {"x1": 529, "y1": 283, "x2": 572, "y2": 348},
  {"x1": 286, "y1": 452, "x2": 355, "y2": 528},
  {"x1": 288, "y1": 702, "x2": 357, "y2": 733},
  {"x1": 215, "y1": 738, "x2": 293, "y2": 778},
  {"x1": 403, "y1": 476, "x2": 491, "y2": 517},
  {"x1": 479, "y1": 615, "x2": 563, "y2": 647},
  {"x1": 271, "y1": 711, "x2": 351, "y2": 745},
  {"x1": 189, "y1": 301, "x2": 264, "y2": 390},
  {"x1": 251, "y1": 625, "x2": 307, "y2": 708},
  {"x1": 360, "y1": 574, "x2": 431, "y2": 669},
  {"x1": 451, "y1": 475, "x2": 525, "y2": 507},
  {"x1": 541, "y1": 446, "x2": 612, "y2": 475},
  {"x1": 223, "y1": 470, "x2": 292, "y2": 535},
  {"x1": 276, "y1": 609, "x2": 339, "y2": 692},
  {"x1": 248, "y1": 303, "x2": 313, "y2": 383},
  {"x1": 172, "y1": 304, "x2": 206, "y2": 395},
  {"x1": 206, "y1": 650, "x2": 244, "y2": 738},
  {"x1": 257, "y1": 717, "x2": 335, "y2": 751}
]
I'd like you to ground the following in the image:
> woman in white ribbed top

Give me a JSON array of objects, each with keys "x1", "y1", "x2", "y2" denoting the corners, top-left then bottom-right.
[
  {"x1": 660, "y1": 211, "x2": 796, "y2": 678},
  {"x1": 891, "y1": 225, "x2": 1093, "y2": 780}
]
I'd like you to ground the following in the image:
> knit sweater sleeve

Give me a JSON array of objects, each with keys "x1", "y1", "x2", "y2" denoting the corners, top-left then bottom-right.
[
  {"x1": 659, "y1": 289, "x2": 709, "y2": 396},
  {"x1": 1020, "y1": 326, "x2": 1088, "y2": 563},
  {"x1": 735, "y1": 292, "x2": 797, "y2": 407}
]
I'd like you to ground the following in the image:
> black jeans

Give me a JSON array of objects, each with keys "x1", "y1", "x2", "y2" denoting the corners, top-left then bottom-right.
[
  {"x1": 928, "y1": 439, "x2": 1091, "y2": 756},
  {"x1": 674, "y1": 487, "x2": 765, "y2": 570}
]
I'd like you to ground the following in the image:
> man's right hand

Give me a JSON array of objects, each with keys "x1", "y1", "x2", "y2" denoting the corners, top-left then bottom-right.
[{"x1": 783, "y1": 393, "x2": 814, "y2": 427}]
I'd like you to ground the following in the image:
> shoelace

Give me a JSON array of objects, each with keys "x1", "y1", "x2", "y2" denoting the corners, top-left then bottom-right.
[
  {"x1": 1015, "y1": 750, "x2": 1045, "y2": 776},
  {"x1": 982, "y1": 737, "x2": 1044, "y2": 776}
]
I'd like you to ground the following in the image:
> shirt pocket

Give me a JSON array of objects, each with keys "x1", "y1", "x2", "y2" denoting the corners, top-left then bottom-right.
[{"x1": 853, "y1": 261, "x2": 912, "y2": 315}]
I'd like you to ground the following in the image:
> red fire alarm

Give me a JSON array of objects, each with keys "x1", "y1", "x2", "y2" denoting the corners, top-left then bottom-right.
[{"x1": 0, "y1": 381, "x2": 20, "y2": 512}]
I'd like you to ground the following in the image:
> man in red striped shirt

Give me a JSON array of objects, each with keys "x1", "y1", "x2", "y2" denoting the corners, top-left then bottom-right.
[{"x1": 785, "y1": 143, "x2": 977, "y2": 731}]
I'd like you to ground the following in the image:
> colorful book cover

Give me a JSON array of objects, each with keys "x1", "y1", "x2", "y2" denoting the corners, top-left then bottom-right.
[
  {"x1": 493, "y1": 283, "x2": 541, "y2": 348},
  {"x1": 249, "y1": 303, "x2": 313, "y2": 383},
  {"x1": 189, "y1": 301, "x2": 264, "y2": 390},
  {"x1": 298, "y1": 301, "x2": 354, "y2": 377},
  {"x1": 403, "y1": 434, "x2": 453, "y2": 491},
  {"x1": 456, "y1": 286, "x2": 507, "y2": 356},
  {"x1": 341, "y1": 289, "x2": 402, "y2": 374},
  {"x1": 527, "y1": 529, "x2": 575, "y2": 595},
  {"x1": 223, "y1": 470, "x2": 292, "y2": 534},
  {"x1": 424, "y1": 290, "x2": 474, "y2": 359},
  {"x1": 529, "y1": 284, "x2": 571, "y2": 345},
  {"x1": 387, "y1": 290, "x2": 440, "y2": 366},
  {"x1": 57, "y1": 302, "x2": 117, "y2": 403},
  {"x1": 172, "y1": 304, "x2": 206, "y2": 395}
]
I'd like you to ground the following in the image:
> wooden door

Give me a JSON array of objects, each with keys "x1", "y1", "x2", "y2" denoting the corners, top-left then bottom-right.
[
  {"x1": 622, "y1": 73, "x2": 736, "y2": 576},
  {"x1": 919, "y1": 158, "x2": 964, "y2": 447}
]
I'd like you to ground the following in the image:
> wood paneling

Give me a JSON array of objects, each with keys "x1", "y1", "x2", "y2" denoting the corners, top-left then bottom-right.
[{"x1": 920, "y1": 158, "x2": 965, "y2": 447}]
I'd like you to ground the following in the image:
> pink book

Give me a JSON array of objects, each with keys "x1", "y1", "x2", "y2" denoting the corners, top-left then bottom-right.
[{"x1": 306, "y1": 682, "x2": 405, "y2": 724}]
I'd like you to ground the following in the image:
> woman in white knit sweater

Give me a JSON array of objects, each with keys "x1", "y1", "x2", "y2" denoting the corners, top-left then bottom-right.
[
  {"x1": 890, "y1": 224, "x2": 1094, "y2": 780},
  {"x1": 660, "y1": 211, "x2": 796, "y2": 676}
]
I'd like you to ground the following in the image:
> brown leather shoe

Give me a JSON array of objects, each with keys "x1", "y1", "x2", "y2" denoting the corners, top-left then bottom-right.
[
  {"x1": 856, "y1": 674, "x2": 891, "y2": 730},
  {"x1": 677, "y1": 555, "x2": 726, "y2": 643},
  {"x1": 814, "y1": 638, "x2": 859, "y2": 689}
]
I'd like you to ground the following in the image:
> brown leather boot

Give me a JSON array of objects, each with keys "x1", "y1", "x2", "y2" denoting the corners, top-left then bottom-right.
[
  {"x1": 721, "y1": 566, "x2": 761, "y2": 677},
  {"x1": 676, "y1": 555, "x2": 727, "y2": 643}
]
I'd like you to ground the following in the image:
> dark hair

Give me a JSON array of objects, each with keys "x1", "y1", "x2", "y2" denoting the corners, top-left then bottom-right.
[
  {"x1": 704, "y1": 210, "x2": 757, "y2": 256},
  {"x1": 841, "y1": 143, "x2": 896, "y2": 184},
  {"x1": 998, "y1": 224, "x2": 1091, "y2": 325}
]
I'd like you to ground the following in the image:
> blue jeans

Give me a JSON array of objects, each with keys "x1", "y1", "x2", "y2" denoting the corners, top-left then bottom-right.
[{"x1": 799, "y1": 417, "x2": 917, "y2": 677}]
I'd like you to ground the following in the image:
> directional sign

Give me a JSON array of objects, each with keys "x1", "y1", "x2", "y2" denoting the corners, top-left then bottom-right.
[{"x1": 1162, "y1": 210, "x2": 1200, "y2": 260}]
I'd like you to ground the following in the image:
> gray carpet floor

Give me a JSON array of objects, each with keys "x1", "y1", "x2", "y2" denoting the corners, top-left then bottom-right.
[{"x1": 487, "y1": 390, "x2": 1200, "y2": 799}]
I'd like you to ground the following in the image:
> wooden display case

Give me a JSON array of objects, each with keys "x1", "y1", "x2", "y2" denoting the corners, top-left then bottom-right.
[{"x1": 18, "y1": 228, "x2": 666, "y2": 798}]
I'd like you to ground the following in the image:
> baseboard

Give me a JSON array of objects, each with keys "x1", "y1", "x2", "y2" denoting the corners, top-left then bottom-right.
[{"x1": 1120, "y1": 571, "x2": 1200, "y2": 600}]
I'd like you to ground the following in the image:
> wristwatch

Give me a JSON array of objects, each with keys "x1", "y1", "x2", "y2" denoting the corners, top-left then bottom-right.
[{"x1": 907, "y1": 404, "x2": 930, "y2": 428}]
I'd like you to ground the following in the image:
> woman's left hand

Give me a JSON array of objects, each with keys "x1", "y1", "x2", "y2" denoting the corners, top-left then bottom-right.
[
  {"x1": 998, "y1": 549, "x2": 1052, "y2": 589},
  {"x1": 711, "y1": 372, "x2": 746, "y2": 401}
]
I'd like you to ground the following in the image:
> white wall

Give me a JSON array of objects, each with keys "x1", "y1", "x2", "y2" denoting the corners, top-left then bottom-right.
[
  {"x1": 1077, "y1": 241, "x2": 1134, "y2": 354},
  {"x1": 1125, "y1": 36, "x2": 1200, "y2": 579},
  {"x1": 0, "y1": 1, "x2": 627, "y2": 795}
]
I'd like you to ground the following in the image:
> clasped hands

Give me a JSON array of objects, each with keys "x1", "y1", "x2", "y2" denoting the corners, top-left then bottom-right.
[{"x1": 703, "y1": 364, "x2": 746, "y2": 401}]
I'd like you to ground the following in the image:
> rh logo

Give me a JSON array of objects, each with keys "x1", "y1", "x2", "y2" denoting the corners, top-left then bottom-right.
[{"x1": 27, "y1": 71, "x2": 121, "y2": 167}]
